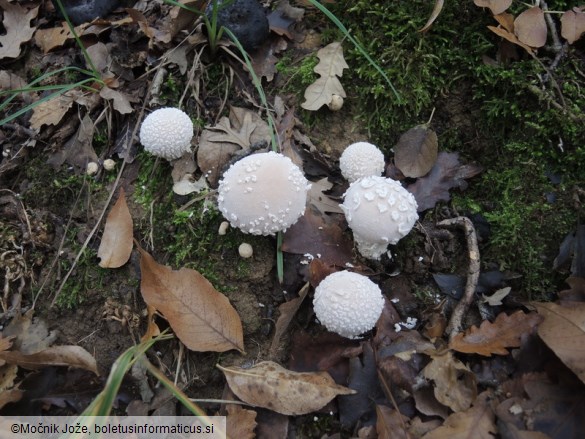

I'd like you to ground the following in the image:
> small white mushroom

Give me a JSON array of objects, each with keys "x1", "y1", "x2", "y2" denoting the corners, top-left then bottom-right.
[
  {"x1": 139, "y1": 107, "x2": 193, "y2": 160},
  {"x1": 238, "y1": 243, "x2": 253, "y2": 258},
  {"x1": 339, "y1": 142, "x2": 385, "y2": 183},
  {"x1": 217, "y1": 151, "x2": 311, "y2": 236},
  {"x1": 86, "y1": 162, "x2": 98, "y2": 176},
  {"x1": 328, "y1": 94, "x2": 344, "y2": 111},
  {"x1": 313, "y1": 270, "x2": 384, "y2": 338},
  {"x1": 341, "y1": 176, "x2": 418, "y2": 260},
  {"x1": 218, "y1": 221, "x2": 230, "y2": 235},
  {"x1": 103, "y1": 159, "x2": 116, "y2": 171}
]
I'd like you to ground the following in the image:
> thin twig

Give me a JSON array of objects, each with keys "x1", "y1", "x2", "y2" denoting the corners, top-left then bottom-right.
[{"x1": 438, "y1": 217, "x2": 480, "y2": 339}]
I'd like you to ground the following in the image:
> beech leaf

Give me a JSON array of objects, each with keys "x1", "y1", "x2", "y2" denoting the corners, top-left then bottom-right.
[
  {"x1": 561, "y1": 8, "x2": 585, "y2": 44},
  {"x1": 0, "y1": 345, "x2": 98, "y2": 375},
  {"x1": 449, "y1": 311, "x2": 543, "y2": 357},
  {"x1": 473, "y1": 0, "x2": 512, "y2": 15},
  {"x1": 138, "y1": 247, "x2": 244, "y2": 353},
  {"x1": 301, "y1": 42, "x2": 348, "y2": 111},
  {"x1": 218, "y1": 360, "x2": 356, "y2": 415},
  {"x1": 487, "y1": 25, "x2": 534, "y2": 54},
  {"x1": 394, "y1": 125, "x2": 438, "y2": 178},
  {"x1": 98, "y1": 188, "x2": 133, "y2": 268},
  {"x1": 422, "y1": 351, "x2": 477, "y2": 412},
  {"x1": 532, "y1": 301, "x2": 585, "y2": 384},
  {"x1": 514, "y1": 7, "x2": 547, "y2": 48}
]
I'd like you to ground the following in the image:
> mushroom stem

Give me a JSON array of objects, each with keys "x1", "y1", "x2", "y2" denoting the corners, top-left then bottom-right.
[{"x1": 438, "y1": 216, "x2": 480, "y2": 339}]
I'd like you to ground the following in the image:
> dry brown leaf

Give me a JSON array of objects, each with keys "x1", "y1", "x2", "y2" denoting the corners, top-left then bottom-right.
[
  {"x1": 138, "y1": 247, "x2": 244, "y2": 353},
  {"x1": 226, "y1": 404, "x2": 257, "y2": 439},
  {"x1": 0, "y1": 388, "x2": 23, "y2": 410},
  {"x1": 270, "y1": 283, "x2": 310, "y2": 357},
  {"x1": 46, "y1": 113, "x2": 99, "y2": 171},
  {"x1": 307, "y1": 177, "x2": 344, "y2": 215},
  {"x1": 494, "y1": 12, "x2": 515, "y2": 33},
  {"x1": 487, "y1": 25, "x2": 534, "y2": 54},
  {"x1": 449, "y1": 311, "x2": 543, "y2": 356},
  {"x1": 376, "y1": 405, "x2": 412, "y2": 439},
  {"x1": 34, "y1": 22, "x2": 91, "y2": 53},
  {"x1": 0, "y1": 345, "x2": 98, "y2": 374},
  {"x1": 419, "y1": 0, "x2": 444, "y2": 33},
  {"x1": 140, "y1": 304, "x2": 160, "y2": 343},
  {"x1": 473, "y1": 0, "x2": 512, "y2": 15},
  {"x1": 0, "y1": 0, "x2": 38, "y2": 59},
  {"x1": 301, "y1": 42, "x2": 348, "y2": 111},
  {"x1": 218, "y1": 360, "x2": 355, "y2": 415},
  {"x1": 532, "y1": 301, "x2": 585, "y2": 384},
  {"x1": 29, "y1": 93, "x2": 77, "y2": 131},
  {"x1": 422, "y1": 351, "x2": 477, "y2": 412},
  {"x1": 99, "y1": 87, "x2": 133, "y2": 114},
  {"x1": 514, "y1": 7, "x2": 547, "y2": 48},
  {"x1": 422, "y1": 391, "x2": 496, "y2": 439},
  {"x1": 394, "y1": 125, "x2": 438, "y2": 178},
  {"x1": 561, "y1": 8, "x2": 585, "y2": 44},
  {"x1": 98, "y1": 188, "x2": 133, "y2": 268}
]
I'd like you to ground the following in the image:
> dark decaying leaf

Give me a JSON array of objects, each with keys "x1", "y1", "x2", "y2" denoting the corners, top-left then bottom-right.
[
  {"x1": 449, "y1": 311, "x2": 543, "y2": 357},
  {"x1": 558, "y1": 277, "x2": 585, "y2": 303},
  {"x1": 433, "y1": 271, "x2": 504, "y2": 299},
  {"x1": 267, "y1": 0, "x2": 304, "y2": 40},
  {"x1": 250, "y1": 36, "x2": 288, "y2": 82},
  {"x1": 553, "y1": 225, "x2": 585, "y2": 277},
  {"x1": 46, "y1": 114, "x2": 98, "y2": 172},
  {"x1": 269, "y1": 283, "x2": 310, "y2": 357},
  {"x1": 394, "y1": 125, "x2": 438, "y2": 178},
  {"x1": 514, "y1": 7, "x2": 547, "y2": 48},
  {"x1": 376, "y1": 405, "x2": 412, "y2": 439},
  {"x1": 406, "y1": 152, "x2": 482, "y2": 212}
]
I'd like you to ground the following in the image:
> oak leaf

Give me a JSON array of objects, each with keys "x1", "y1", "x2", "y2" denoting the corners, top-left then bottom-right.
[
  {"x1": 394, "y1": 125, "x2": 438, "y2": 178},
  {"x1": 218, "y1": 360, "x2": 355, "y2": 415},
  {"x1": 301, "y1": 42, "x2": 348, "y2": 111},
  {"x1": 98, "y1": 188, "x2": 133, "y2": 268},
  {"x1": 0, "y1": 0, "x2": 38, "y2": 59},
  {"x1": 226, "y1": 404, "x2": 257, "y2": 439},
  {"x1": 561, "y1": 8, "x2": 585, "y2": 44},
  {"x1": 514, "y1": 7, "x2": 547, "y2": 48},
  {"x1": 532, "y1": 301, "x2": 585, "y2": 384},
  {"x1": 307, "y1": 177, "x2": 344, "y2": 215},
  {"x1": 449, "y1": 311, "x2": 543, "y2": 356},
  {"x1": 138, "y1": 247, "x2": 244, "y2": 353}
]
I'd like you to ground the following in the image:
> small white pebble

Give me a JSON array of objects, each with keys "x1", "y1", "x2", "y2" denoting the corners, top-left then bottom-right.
[
  {"x1": 218, "y1": 221, "x2": 229, "y2": 235},
  {"x1": 103, "y1": 158, "x2": 116, "y2": 171},
  {"x1": 258, "y1": 303, "x2": 265, "y2": 308},
  {"x1": 394, "y1": 323, "x2": 402, "y2": 332},
  {"x1": 86, "y1": 162, "x2": 98, "y2": 175},
  {"x1": 390, "y1": 298, "x2": 400, "y2": 303},
  {"x1": 238, "y1": 242, "x2": 253, "y2": 258},
  {"x1": 345, "y1": 262, "x2": 354, "y2": 268}
]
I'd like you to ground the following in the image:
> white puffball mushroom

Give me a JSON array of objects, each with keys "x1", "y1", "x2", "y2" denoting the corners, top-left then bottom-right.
[
  {"x1": 139, "y1": 108, "x2": 193, "y2": 160},
  {"x1": 313, "y1": 270, "x2": 384, "y2": 338},
  {"x1": 238, "y1": 243, "x2": 253, "y2": 258},
  {"x1": 86, "y1": 162, "x2": 98, "y2": 176},
  {"x1": 339, "y1": 142, "x2": 385, "y2": 183},
  {"x1": 218, "y1": 151, "x2": 311, "y2": 236},
  {"x1": 328, "y1": 94, "x2": 344, "y2": 111},
  {"x1": 103, "y1": 159, "x2": 116, "y2": 171},
  {"x1": 341, "y1": 175, "x2": 418, "y2": 260},
  {"x1": 218, "y1": 221, "x2": 229, "y2": 236}
]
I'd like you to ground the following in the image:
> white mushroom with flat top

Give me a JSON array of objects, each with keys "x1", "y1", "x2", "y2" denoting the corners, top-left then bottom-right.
[
  {"x1": 339, "y1": 142, "x2": 385, "y2": 183},
  {"x1": 313, "y1": 270, "x2": 384, "y2": 338},
  {"x1": 139, "y1": 108, "x2": 194, "y2": 160},
  {"x1": 341, "y1": 175, "x2": 418, "y2": 259},
  {"x1": 217, "y1": 151, "x2": 311, "y2": 236}
]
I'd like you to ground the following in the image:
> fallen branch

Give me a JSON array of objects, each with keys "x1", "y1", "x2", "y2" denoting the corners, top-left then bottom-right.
[{"x1": 438, "y1": 216, "x2": 480, "y2": 339}]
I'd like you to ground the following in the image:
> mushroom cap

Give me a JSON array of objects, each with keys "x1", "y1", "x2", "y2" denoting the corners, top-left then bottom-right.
[
  {"x1": 313, "y1": 270, "x2": 384, "y2": 338},
  {"x1": 217, "y1": 151, "x2": 311, "y2": 235},
  {"x1": 341, "y1": 176, "x2": 418, "y2": 259},
  {"x1": 139, "y1": 108, "x2": 193, "y2": 160},
  {"x1": 339, "y1": 142, "x2": 385, "y2": 183}
]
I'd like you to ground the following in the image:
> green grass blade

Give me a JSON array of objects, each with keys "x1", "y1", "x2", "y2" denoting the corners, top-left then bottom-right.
[{"x1": 307, "y1": 0, "x2": 402, "y2": 103}]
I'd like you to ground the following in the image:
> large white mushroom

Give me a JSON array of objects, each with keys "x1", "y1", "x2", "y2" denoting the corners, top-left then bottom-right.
[
  {"x1": 217, "y1": 151, "x2": 311, "y2": 235},
  {"x1": 341, "y1": 176, "x2": 418, "y2": 259},
  {"x1": 339, "y1": 142, "x2": 385, "y2": 183},
  {"x1": 139, "y1": 108, "x2": 194, "y2": 160},
  {"x1": 313, "y1": 270, "x2": 384, "y2": 338}
]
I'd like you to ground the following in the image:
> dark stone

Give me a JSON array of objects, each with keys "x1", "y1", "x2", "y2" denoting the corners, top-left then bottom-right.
[
  {"x1": 206, "y1": 0, "x2": 269, "y2": 51},
  {"x1": 51, "y1": 0, "x2": 120, "y2": 25}
]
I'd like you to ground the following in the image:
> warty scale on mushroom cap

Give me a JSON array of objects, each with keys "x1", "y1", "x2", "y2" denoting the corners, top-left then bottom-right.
[
  {"x1": 313, "y1": 270, "x2": 384, "y2": 339},
  {"x1": 339, "y1": 141, "x2": 385, "y2": 183},
  {"x1": 139, "y1": 108, "x2": 194, "y2": 161},
  {"x1": 217, "y1": 151, "x2": 311, "y2": 236},
  {"x1": 341, "y1": 175, "x2": 418, "y2": 259}
]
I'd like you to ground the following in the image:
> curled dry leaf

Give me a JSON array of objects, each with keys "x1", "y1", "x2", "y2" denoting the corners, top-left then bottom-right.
[
  {"x1": 422, "y1": 351, "x2": 477, "y2": 412},
  {"x1": 449, "y1": 310, "x2": 543, "y2": 357},
  {"x1": 473, "y1": 0, "x2": 512, "y2": 16},
  {"x1": 0, "y1": 345, "x2": 98, "y2": 375},
  {"x1": 301, "y1": 42, "x2": 348, "y2": 111},
  {"x1": 270, "y1": 283, "x2": 310, "y2": 357},
  {"x1": 561, "y1": 8, "x2": 585, "y2": 44},
  {"x1": 487, "y1": 25, "x2": 534, "y2": 54},
  {"x1": 98, "y1": 188, "x2": 134, "y2": 268},
  {"x1": 419, "y1": 0, "x2": 444, "y2": 33},
  {"x1": 514, "y1": 7, "x2": 547, "y2": 48},
  {"x1": 138, "y1": 247, "x2": 244, "y2": 353},
  {"x1": 218, "y1": 360, "x2": 356, "y2": 415},
  {"x1": 226, "y1": 404, "x2": 257, "y2": 439},
  {"x1": 532, "y1": 301, "x2": 585, "y2": 384},
  {"x1": 394, "y1": 125, "x2": 438, "y2": 178}
]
